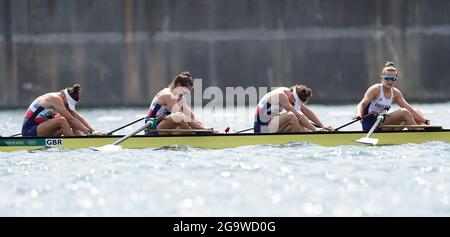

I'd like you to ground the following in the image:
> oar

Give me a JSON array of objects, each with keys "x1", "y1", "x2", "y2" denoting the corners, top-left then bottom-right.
[
  {"x1": 379, "y1": 124, "x2": 442, "y2": 130},
  {"x1": 9, "y1": 133, "x2": 21, "y2": 137},
  {"x1": 94, "y1": 115, "x2": 166, "y2": 151},
  {"x1": 233, "y1": 128, "x2": 253, "y2": 134},
  {"x1": 355, "y1": 112, "x2": 387, "y2": 145},
  {"x1": 111, "y1": 115, "x2": 167, "y2": 146},
  {"x1": 224, "y1": 127, "x2": 253, "y2": 134},
  {"x1": 225, "y1": 114, "x2": 370, "y2": 134},
  {"x1": 107, "y1": 117, "x2": 145, "y2": 135},
  {"x1": 335, "y1": 114, "x2": 370, "y2": 131}
]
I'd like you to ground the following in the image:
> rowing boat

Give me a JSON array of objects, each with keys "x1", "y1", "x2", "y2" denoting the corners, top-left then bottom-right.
[{"x1": 1, "y1": 129, "x2": 449, "y2": 152}]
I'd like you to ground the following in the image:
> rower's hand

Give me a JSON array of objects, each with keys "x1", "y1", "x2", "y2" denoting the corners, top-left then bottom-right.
[
  {"x1": 86, "y1": 130, "x2": 107, "y2": 136},
  {"x1": 322, "y1": 125, "x2": 334, "y2": 131},
  {"x1": 315, "y1": 127, "x2": 330, "y2": 132},
  {"x1": 92, "y1": 130, "x2": 107, "y2": 136},
  {"x1": 368, "y1": 111, "x2": 379, "y2": 116},
  {"x1": 352, "y1": 114, "x2": 363, "y2": 120}
]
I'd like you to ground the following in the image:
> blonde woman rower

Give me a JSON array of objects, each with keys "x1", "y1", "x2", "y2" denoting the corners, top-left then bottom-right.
[{"x1": 356, "y1": 62, "x2": 430, "y2": 132}]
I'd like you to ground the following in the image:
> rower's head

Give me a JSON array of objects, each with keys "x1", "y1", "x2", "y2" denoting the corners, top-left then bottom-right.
[
  {"x1": 290, "y1": 85, "x2": 312, "y2": 105},
  {"x1": 60, "y1": 84, "x2": 80, "y2": 110},
  {"x1": 169, "y1": 71, "x2": 194, "y2": 96},
  {"x1": 380, "y1": 61, "x2": 399, "y2": 89}
]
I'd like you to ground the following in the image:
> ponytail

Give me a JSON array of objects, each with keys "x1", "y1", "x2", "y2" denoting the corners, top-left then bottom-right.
[
  {"x1": 169, "y1": 71, "x2": 194, "y2": 89},
  {"x1": 61, "y1": 84, "x2": 81, "y2": 101}
]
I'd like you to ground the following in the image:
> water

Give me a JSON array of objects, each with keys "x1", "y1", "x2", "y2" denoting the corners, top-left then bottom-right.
[{"x1": 1, "y1": 103, "x2": 450, "y2": 216}]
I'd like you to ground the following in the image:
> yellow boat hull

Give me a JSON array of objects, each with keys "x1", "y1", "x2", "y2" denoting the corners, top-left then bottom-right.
[{"x1": 1, "y1": 130, "x2": 449, "y2": 152}]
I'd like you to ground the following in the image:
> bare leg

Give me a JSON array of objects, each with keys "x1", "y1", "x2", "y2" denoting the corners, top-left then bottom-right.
[
  {"x1": 188, "y1": 121, "x2": 205, "y2": 129},
  {"x1": 382, "y1": 108, "x2": 417, "y2": 131},
  {"x1": 37, "y1": 117, "x2": 74, "y2": 136},
  {"x1": 270, "y1": 112, "x2": 303, "y2": 133},
  {"x1": 157, "y1": 112, "x2": 190, "y2": 135},
  {"x1": 51, "y1": 129, "x2": 63, "y2": 137}
]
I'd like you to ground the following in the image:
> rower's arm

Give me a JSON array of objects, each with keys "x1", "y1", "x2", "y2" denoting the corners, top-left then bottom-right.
[
  {"x1": 165, "y1": 94, "x2": 182, "y2": 113},
  {"x1": 70, "y1": 110, "x2": 95, "y2": 132},
  {"x1": 279, "y1": 94, "x2": 317, "y2": 131},
  {"x1": 166, "y1": 95, "x2": 205, "y2": 128},
  {"x1": 179, "y1": 97, "x2": 205, "y2": 128},
  {"x1": 300, "y1": 105, "x2": 324, "y2": 128},
  {"x1": 357, "y1": 86, "x2": 378, "y2": 118},
  {"x1": 394, "y1": 89, "x2": 428, "y2": 124},
  {"x1": 51, "y1": 97, "x2": 91, "y2": 133}
]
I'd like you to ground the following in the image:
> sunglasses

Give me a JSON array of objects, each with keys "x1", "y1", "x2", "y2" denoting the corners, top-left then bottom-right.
[{"x1": 383, "y1": 76, "x2": 398, "y2": 81}]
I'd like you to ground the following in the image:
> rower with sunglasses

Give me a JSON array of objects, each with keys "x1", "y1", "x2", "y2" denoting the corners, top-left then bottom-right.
[
  {"x1": 356, "y1": 62, "x2": 430, "y2": 132},
  {"x1": 144, "y1": 71, "x2": 206, "y2": 135}
]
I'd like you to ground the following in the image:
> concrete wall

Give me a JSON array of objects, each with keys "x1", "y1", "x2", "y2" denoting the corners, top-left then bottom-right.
[{"x1": 1, "y1": 0, "x2": 450, "y2": 108}]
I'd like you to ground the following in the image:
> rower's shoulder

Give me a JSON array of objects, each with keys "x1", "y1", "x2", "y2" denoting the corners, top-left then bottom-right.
[
  {"x1": 33, "y1": 92, "x2": 63, "y2": 108},
  {"x1": 158, "y1": 89, "x2": 177, "y2": 101},
  {"x1": 268, "y1": 88, "x2": 289, "y2": 99},
  {"x1": 363, "y1": 84, "x2": 381, "y2": 100},
  {"x1": 367, "y1": 84, "x2": 381, "y2": 92},
  {"x1": 392, "y1": 87, "x2": 402, "y2": 94},
  {"x1": 40, "y1": 92, "x2": 62, "y2": 101}
]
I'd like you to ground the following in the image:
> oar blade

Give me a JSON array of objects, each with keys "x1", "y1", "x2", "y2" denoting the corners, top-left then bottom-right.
[
  {"x1": 355, "y1": 137, "x2": 379, "y2": 145},
  {"x1": 91, "y1": 144, "x2": 123, "y2": 152}
]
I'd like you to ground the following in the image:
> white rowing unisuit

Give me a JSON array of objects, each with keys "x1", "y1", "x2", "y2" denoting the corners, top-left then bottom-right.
[
  {"x1": 254, "y1": 88, "x2": 303, "y2": 133},
  {"x1": 365, "y1": 84, "x2": 394, "y2": 114}
]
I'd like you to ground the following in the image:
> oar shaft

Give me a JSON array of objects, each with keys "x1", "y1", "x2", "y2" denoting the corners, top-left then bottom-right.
[
  {"x1": 365, "y1": 115, "x2": 383, "y2": 138},
  {"x1": 148, "y1": 128, "x2": 215, "y2": 133},
  {"x1": 107, "y1": 117, "x2": 145, "y2": 135},
  {"x1": 110, "y1": 114, "x2": 167, "y2": 146},
  {"x1": 335, "y1": 114, "x2": 369, "y2": 131},
  {"x1": 380, "y1": 125, "x2": 442, "y2": 129},
  {"x1": 234, "y1": 128, "x2": 253, "y2": 134},
  {"x1": 335, "y1": 119, "x2": 360, "y2": 131},
  {"x1": 112, "y1": 122, "x2": 152, "y2": 146}
]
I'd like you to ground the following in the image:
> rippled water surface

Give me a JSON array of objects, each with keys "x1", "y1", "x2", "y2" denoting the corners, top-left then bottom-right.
[{"x1": 1, "y1": 103, "x2": 450, "y2": 216}]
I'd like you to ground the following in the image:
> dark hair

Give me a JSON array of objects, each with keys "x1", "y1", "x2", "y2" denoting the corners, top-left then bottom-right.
[
  {"x1": 169, "y1": 71, "x2": 194, "y2": 89},
  {"x1": 293, "y1": 84, "x2": 312, "y2": 102},
  {"x1": 61, "y1": 84, "x2": 81, "y2": 101}
]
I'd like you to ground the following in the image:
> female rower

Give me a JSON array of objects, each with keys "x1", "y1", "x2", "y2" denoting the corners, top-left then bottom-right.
[
  {"x1": 356, "y1": 62, "x2": 430, "y2": 132},
  {"x1": 254, "y1": 85, "x2": 332, "y2": 133},
  {"x1": 144, "y1": 71, "x2": 206, "y2": 134},
  {"x1": 22, "y1": 84, "x2": 103, "y2": 137}
]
